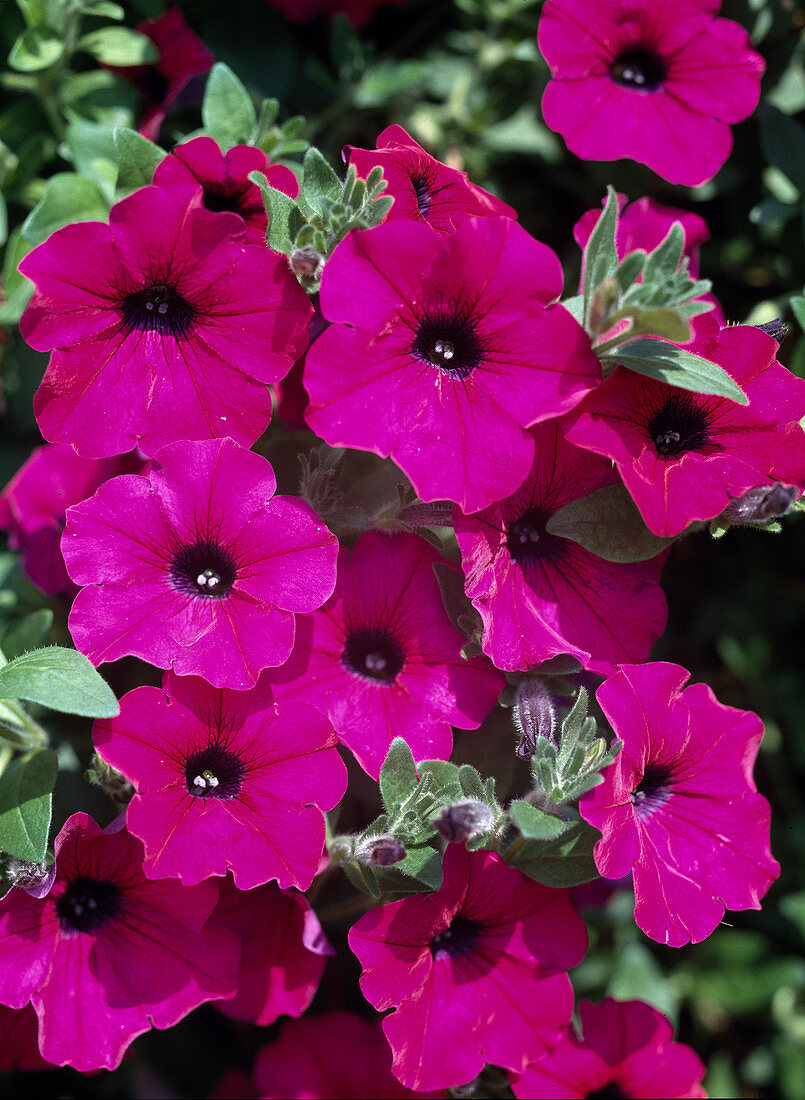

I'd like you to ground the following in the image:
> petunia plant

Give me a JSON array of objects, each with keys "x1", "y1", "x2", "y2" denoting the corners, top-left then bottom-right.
[{"x1": 0, "y1": 1, "x2": 804, "y2": 1094}]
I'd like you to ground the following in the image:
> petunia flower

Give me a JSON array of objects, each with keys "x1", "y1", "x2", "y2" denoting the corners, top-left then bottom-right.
[
  {"x1": 565, "y1": 318, "x2": 805, "y2": 536},
  {"x1": 211, "y1": 875, "x2": 333, "y2": 1025},
  {"x1": 20, "y1": 184, "x2": 312, "y2": 459},
  {"x1": 253, "y1": 1011, "x2": 439, "y2": 1098},
  {"x1": 105, "y1": 6, "x2": 214, "y2": 141},
  {"x1": 538, "y1": 0, "x2": 764, "y2": 186},
  {"x1": 0, "y1": 445, "x2": 145, "y2": 596},
  {"x1": 0, "y1": 813, "x2": 240, "y2": 1072},
  {"x1": 348, "y1": 845, "x2": 588, "y2": 1092},
  {"x1": 345, "y1": 125, "x2": 516, "y2": 233},
  {"x1": 453, "y1": 419, "x2": 667, "y2": 674},
  {"x1": 93, "y1": 673, "x2": 347, "y2": 891},
  {"x1": 152, "y1": 135, "x2": 299, "y2": 245},
  {"x1": 63, "y1": 437, "x2": 338, "y2": 689},
  {"x1": 511, "y1": 998, "x2": 707, "y2": 1099},
  {"x1": 263, "y1": 531, "x2": 503, "y2": 779},
  {"x1": 305, "y1": 217, "x2": 600, "y2": 513},
  {"x1": 579, "y1": 662, "x2": 779, "y2": 947}
]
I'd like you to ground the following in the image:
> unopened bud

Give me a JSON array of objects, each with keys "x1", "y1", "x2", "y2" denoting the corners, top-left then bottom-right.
[
  {"x1": 723, "y1": 484, "x2": 797, "y2": 525},
  {"x1": 433, "y1": 799, "x2": 495, "y2": 843},
  {"x1": 3, "y1": 858, "x2": 56, "y2": 898},
  {"x1": 755, "y1": 318, "x2": 788, "y2": 345},
  {"x1": 290, "y1": 246, "x2": 324, "y2": 279},
  {"x1": 513, "y1": 681, "x2": 556, "y2": 758},
  {"x1": 85, "y1": 752, "x2": 134, "y2": 807},
  {"x1": 355, "y1": 835, "x2": 406, "y2": 867}
]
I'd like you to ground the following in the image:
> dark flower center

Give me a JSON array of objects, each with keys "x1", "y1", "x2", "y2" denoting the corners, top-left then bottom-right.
[
  {"x1": 169, "y1": 539, "x2": 237, "y2": 599},
  {"x1": 648, "y1": 390, "x2": 710, "y2": 458},
  {"x1": 203, "y1": 185, "x2": 248, "y2": 216},
  {"x1": 342, "y1": 628, "x2": 405, "y2": 684},
  {"x1": 431, "y1": 914, "x2": 481, "y2": 960},
  {"x1": 411, "y1": 310, "x2": 484, "y2": 379},
  {"x1": 184, "y1": 743, "x2": 245, "y2": 799},
  {"x1": 611, "y1": 46, "x2": 666, "y2": 91},
  {"x1": 587, "y1": 1084, "x2": 628, "y2": 1100},
  {"x1": 121, "y1": 283, "x2": 197, "y2": 339},
  {"x1": 57, "y1": 877, "x2": 123, "y2": 934},
  {"x1": 410, "y1": 172, "x2": 432, "y2": 217},
  {"x1": 632, "y1": 764, "x2": 673, "y2": 818}
]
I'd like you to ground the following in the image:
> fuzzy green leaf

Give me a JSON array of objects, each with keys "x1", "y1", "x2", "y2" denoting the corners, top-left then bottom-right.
[
  {"x1": 583, "y1": 186, "x2": 619, "y2": 325},
  {"x1": 600, "y1": 338, "x2": 748, "y2": 404},
  {"x1": 509, "y1": 800, "x2": 568, "y2": 840},
  {"x1": 379, "y1": 737, "x2": 418, "y2": 814},
  {"x1": 113, "y1": 127, "x2": 165, "y2": 192},
  {"x1": 250, "y1": 171, "x2": 308, "y2": 255},
  {"x1": 510, "y1": 820, "x2": 600, "y2": 888},
  {"x1": 0, "y1": 610, "x2": 53, "y2": 661},
  {"x1": 301, "y1": 147, "x2": 342, "y2": 215},
  {"x1": 546, "y1": 482, "x2": 678, "y2": 563},
  {"x1": 0, "y1": 748, "x2": 57, "y2": 861},
  {"x1": 8, "y1": 26, "x2": 64, "y2": 71},
  {"x1": 0, "y1": 647, "x2": 119, "y2": 718},
  {"x1": 79, "y1": 27, "x2": 159, "y2": 65},
  {"x1": 202, "y1": 63, "x2": 256, "y2": 150},
  {"x1": 21, "y1": 173, "x2": 108, "y2": 245},
  {"x1": 392, "y1": 844, "x2": 443, "y2": 890}
]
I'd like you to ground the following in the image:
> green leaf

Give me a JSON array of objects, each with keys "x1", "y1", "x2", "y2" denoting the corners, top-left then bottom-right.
[
  {"x1": 509, "y1": 800, "x2": 568, "y2": 840},
  {"x1": 63, "y1": 120, "x2": 118, "y2": 202},
  {"x1": 791, "y1": 295, "x2": 805, "y2": 332},
  {"x1": 583, "y1": 186, "x2": 619, "y2": 326},
  {"x1": 301, "y1": 147, "x2": 342, "y2": 216},
  {"x1": 0, "y1": 748, "x2": 57, "y2": 861},
  {"x1": 343, "y1": 859, "x2": 381, "y2": 898},
  {"x1": 0, "y1": 228, "x2": 34, "y2": 325},
  {"x1": 8, "y1": 26, "x2": 64, "y2": 72},
  {"x1": 510, "y1": 820, "x2": 600, "y2": 888},
  {"x1": 202, "y1": 63, "x2": 256, "y2": 151},
  {"x1": 249, "y1": 172, "x2": 308, "y2": 254},
  {"x1": 78, "y1": 1, "x2": 125, "y2": 17},
  {"x1": 392, "y1": 844, "x2": 443, "y2": 890},
  {"x1": 21, "y1": 173, "x2": 109, "y2": 245},
  {"x1": 0, "y1": 647, "x2": 119, "y2": 718},
  {"x1": 458, "y1": 764, "x2": 485, "y2": 800},
  {"x1": 113, "y1": 126, "x2": 165, "y2": 193},
  {"x1": 546, "y1": 482, "x2": 678, "y2": 563},
  {"x1": 641, "y1": 223, "x2": 685, "y2": 287},
  {"x1": 79, "y1": 26, "x2": 159, "y2": 65},
  {"x1": 599, "y1": 337, "x2": 748, "y2": 404},
  {"x1": 620, "y1": 307, "x2": 692, "y2": 344},
  {"x1": 0, "y1": 610, "x2": 53, "y2": 660},
  {"x1": 418, "y1": 759, "x2": 462, "y2": 795},
  {"x1": 378, "y1": 737, "x2": 418, "y2": 814},
  {"x1": 759, "y1": 103, "x2": 805, "y2": 197},
  {"x1": 615, "y1": 250, "x2": 646, "y2": 292}
]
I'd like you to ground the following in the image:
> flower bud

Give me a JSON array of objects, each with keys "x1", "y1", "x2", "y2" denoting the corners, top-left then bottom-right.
[
  {"x1": 355, "y1": 835, "x2": 406, "y2": 867},
  {"x1": 513, "y1": 680, "x2": 556, "y2": 758},
  {"x1": 433, "y1": 799, "x2": 495, "y2": 844},
  {"x1": 3, "y1": 857, "x2": 56, "y2": 898},
  {"x1": 290, "y1": 245, "x2": 324, "y2": 279},
  {"x1": 755, "y1": 318, "x2": 788, "y2": 345},
  {"x1": 85, "y1": 752, "x2": 134, "y2": 807},
  {"x1": 722, "y1": 483, "x2": 797, "y2": 524}
]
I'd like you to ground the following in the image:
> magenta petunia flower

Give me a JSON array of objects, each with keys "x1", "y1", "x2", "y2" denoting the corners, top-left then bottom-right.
[
  {"x1": 511, "y1": 998, "x2": 707, "y2": 1099},
  {"x1": 211, "y1": 875, "x2": 333, "y2": 1025},
  {"x1": 153, "y1": 136, "x2": 299, "y2": 245},
  {"x1": 253, "y1": 1011, "x2": 439, "y2": 1099},
  {"x1": 106, "y1": 6, "x2": 214, "y2": 141},
  {"x1": 19, "y1": 184, "x2": 312, "y2": 459},
  {"x1": 566, "y1": 318, "x2": 805, "y2": 536},
  {"x1": 263, "y1": 531, "x2": 503, "y2": 779},
  {"x1": 579, "y1": 662, "x2": 779, "y2": 947},
  {"x1": 349, "y1": 845, "x2": 588, "y2": 1092},
  {"x1": 63, "y1": 437, "x2": 338, "y2": 688},
  {"x1": 0, "y1": 813, "x2": 240, "y2": 1072},
  {"x1": 93, "y1": 672, "x2": 346, "y2": 890},
  {"x1": 538, "y1": 0, "x2": 764, "y2": 186},
  {"x1": 345, "y1": 125, "x2": 517, "y2": 233},
  {"x1": 305, "y1": 217, "x2": 600, "y2": 513},
  {"x1": 0, "y1": 445, "x2": 146, "y2": 595},
  {"x1": 453, "y1": 419, "x2": 667, "y2": 674}
]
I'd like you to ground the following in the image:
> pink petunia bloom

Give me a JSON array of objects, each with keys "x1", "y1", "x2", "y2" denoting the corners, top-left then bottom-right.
[
  {"x1": 254, "y1": 1011, "x2": 440, "y2": 1099},
  {"x1": 0, "y1": 813, "x2": 240, "y2": 1072},
  {"x1": 565, "y1": 317, "x2": 805, "y2": 537},
  {"x1": 305, "y1": 218, "x2": 600, "y2": 513},
  {"x1": 106, "y1": 6, "x2": 214, "y2": 141},
  {"x1": 511, "y1": 998, "x2": 707, "y2": 1099},
  {"x1": 266, "y1": 0, "x2": 408, "y2": 29},
  {"x1": 579, "y1": 662, "x2": 779, "y2": 947},
  {"x1": 63, "y1": 437, "x2": 338, "y2": 689},
  {"x1": 93, "y1": 672, "x2": 346, "y2": 891},
  {"x1": 0, "y1": 445, "x2": 145, "y2": 595},
  {"x1": 263, "y1": 531, "x2": 503, "y2": 779},
  {"x1": 153, "y1": 136, "x2": 299, "y2": 245},
  {"x1": 211, "y1": 875, "x2": 333, "y2": 1025},
  {"x1": 19, "y1": 184, "x2": 312, "y2": 459},
  {"x1": 538, "y1": 0, "x2": 764, "y2": 186},
  {"x1": 453, "y1": 419, "x2": 667, "y2": 674},
  {"x1": 345, "y1": 125, "x2": 516, "y2": 233},
  {"x1": 349, "y1": 846, "x2": 588, "y2": 1092}
]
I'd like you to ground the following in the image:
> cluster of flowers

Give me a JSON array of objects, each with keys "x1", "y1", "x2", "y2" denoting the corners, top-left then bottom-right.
[{"x1": 0, "y1": 0, "x2": 802, "y2": 1093}]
